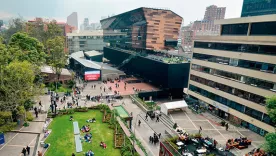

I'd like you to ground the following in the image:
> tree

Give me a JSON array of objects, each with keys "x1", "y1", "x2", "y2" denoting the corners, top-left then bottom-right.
[
  {"x1": 263, "y1": 132, "x2": 276, "y2": 155},
  {"x1": 43, "y1": 20, "x2": 63, "y2": 44},
  {"x1": 46, "y1": 36, "x2": 67, "y2": 90},
  {"x1": 3, "y1": 17, "x2": 26, "y2": 42},
  {"x1": 266, "y1": 96, "x2": 276, "y2": 123},
  {"x1": 0, "y1": 61, "x2": 39, "y2": 112},
  {"x1": 8, "y1": 32, "x2": 47, "y2": 66}
]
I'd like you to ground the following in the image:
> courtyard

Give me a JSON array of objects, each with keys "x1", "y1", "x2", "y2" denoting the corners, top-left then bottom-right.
[{"x1": 45, "y1": 110, "x2": 121, "y2": 156}]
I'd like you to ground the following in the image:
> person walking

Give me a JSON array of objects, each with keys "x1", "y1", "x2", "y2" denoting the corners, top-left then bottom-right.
[
  {"x1": 158, "y1": 133, "x2": 161, "y2": 138},
  {"x1": 138, "y1": 120, "x2": 141, "y2": 126},
  {"x1": 35, "y1": 109, "x2": 38, "y2": 118},
  {"x1": 26, "y1": 146, "x2": 30, "y2": 155},
  {"x1": 199, "y1": 126, "x2": 202, "y2": 134},
  {"x1": 225, "y1": 123, "x2": 229, "y2": 131},
  {"x1": 21, "y1": 147, "x2": 27, "y2": 156},
  {"x1": 214, "y1": 139, "x2": 217, "y2": 148},
  {"x1": 149, "y1": 136, "x2": 152, "y2": 143},
  {"x1": 145, "y1": 114, "x2": 148, "y2": 121},
  {"x1": 156, "y1": 116, "x2": 160, "y2": 122}
]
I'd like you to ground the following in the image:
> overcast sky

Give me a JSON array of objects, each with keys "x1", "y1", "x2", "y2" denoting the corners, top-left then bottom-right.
[{"x1": 0, "y1": 0, "x2": 243, "y2": 25}]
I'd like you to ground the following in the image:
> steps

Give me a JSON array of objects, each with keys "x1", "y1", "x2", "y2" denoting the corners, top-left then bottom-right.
[{"x1": 159, "y1": 112, "x2": 175, "y2": 129}]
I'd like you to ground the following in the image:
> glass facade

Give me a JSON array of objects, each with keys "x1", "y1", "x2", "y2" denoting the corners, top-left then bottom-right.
[
  {"x1": 193, "y1": 53, "x2": 276, "y2": 74},
  {"x1": 194, "y1": 41, "x2": 276, "y2": 55},
  {"x1": 190, "y1": 75, "x2": 266, "y2": 105},
  {"x1": 241, "y1": 0, "x2": 276, "y2": 17},
  {"x1": 221, "y1": 24, "x2": 249, "y2": 35},
  {"x1": 189, "y1": 84, "x2": 274, "y2": 126},
  {"x1": 191, "y1": 64, "x2": 276, "y2": 91},
  {"x1": 250, "y1": 22, "x2": 276, "y2": 35}
]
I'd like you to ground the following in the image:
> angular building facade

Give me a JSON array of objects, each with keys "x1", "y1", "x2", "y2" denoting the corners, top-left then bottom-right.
[
  {"x1": 241, "y1": 0, "x2": 276, "y2": 17},
  {"x1": 100, "y1": 7, "x2": 182, "y2": 51},
  {"x1": 188, "y1": 15, "x2": 276, "y2": 135},
  {"x1": 67, "y1": 12, "x2": 78, "y2": 29}
]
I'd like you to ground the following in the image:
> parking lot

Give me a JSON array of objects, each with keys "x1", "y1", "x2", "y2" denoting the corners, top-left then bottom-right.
[{"x1": 169, "y1": 109, "x2": 265, "y2": 155}]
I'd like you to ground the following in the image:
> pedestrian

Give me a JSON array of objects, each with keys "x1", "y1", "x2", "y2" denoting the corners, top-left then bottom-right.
[
  {"x1": 151, "y1": 136, "x2": 154, "y2": 144},
  {"x1": 149, "y1": 136, "x2": 152, "y2": 143},
  {"x1": 124, "y1": 86, "x2": 126, "y2": 90},
  {"x1": 94, "y1": 84, "x2": 96, "y2": 88},
  {"x1": 156, "y1": 116, "x2": 159, "y2": 122},
  {"x1": 38, "y1": 151, "x2": 42, "y2": 156},
  {"x1": 145, "y1": 114, "x2": 148, "y2": 121},
  {"x1": 72, "y1": 153, "x2": 76, "y2": 156},
  {"x1": 214, "y1": 139, "x2": 217, "y2": 148},
  {"x1": 199, "y1": 126, "x2": 202, "y2": 134},
  {"x1": 138, "y1": 120, "x2": 141, "y2": 126},
  {"x1": 21, "y1": 147, "x2": 27, "y2": 156},
  {"x1": 158, "y1": 133, "x2": 161, "y2": 138},
  {"x1": 26, "y1": 145, "x2": 30, "y2": 155},
  {"x1": 225, "y1": 123, "x2": 229, "y2": 131},
  {"x1": 122, "y1": 101, "x2": 125, "y2": 105},
  {"x1": 34, "y1": 107, "x2": 37, "y2": 113},
  {"x1": 35, "y1": 110, "x2": 38, "y2": 118}
]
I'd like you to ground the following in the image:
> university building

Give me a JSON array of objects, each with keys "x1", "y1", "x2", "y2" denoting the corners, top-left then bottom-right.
[{"x1": 188, "y1": 14, "x2": 276, "y2": 136}]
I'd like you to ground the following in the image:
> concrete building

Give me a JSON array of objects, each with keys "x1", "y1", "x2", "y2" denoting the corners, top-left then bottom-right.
[
  {"x1": 188, "y1": 14, "x2": 276, "y2": 135},
  {"x1": 67, "y1": 30, "x2": 106, "y2": 54},
  {"x1": 67, "y1": 12, "x2": 78, "y2": 29},
  {"x1": 241, "y1": 0, "x2": 276, "y2": 17}
]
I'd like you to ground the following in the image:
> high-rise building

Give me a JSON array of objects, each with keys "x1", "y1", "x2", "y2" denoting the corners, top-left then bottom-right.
[
  {"x1": 241, "y1": 0, "x2": 276, "y2": 17},
  {"x1": 203, "y1": 5, "x2": 226, "y2": 32},
  {"x1": 188, "y1": 14, "x2": 276, "y2": 136},
  {"x1": 67, "y1": 12, "x2": 78, "y2": 29}
]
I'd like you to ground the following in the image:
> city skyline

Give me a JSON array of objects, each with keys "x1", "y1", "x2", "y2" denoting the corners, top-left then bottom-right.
[{"x1": 0, "y1": 0, "x2": 243, "y2": 25}]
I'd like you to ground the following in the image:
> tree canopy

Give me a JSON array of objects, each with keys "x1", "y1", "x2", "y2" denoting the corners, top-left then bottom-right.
[
  {"x1": 8, "y1": 32, "x2": 47, "y2": 66},
  {"x1": 266, "y1": 96, "x2": 276, "y2": 123},
  {"x1": 0, "y1": 61, "x2": 37, "y2": 112},
  {"x1": 263, "y1": 132, "x2": 276, "y2": 155},
  {"x1": 3, "y1": 17, "x2": 25, "y2": 42}
]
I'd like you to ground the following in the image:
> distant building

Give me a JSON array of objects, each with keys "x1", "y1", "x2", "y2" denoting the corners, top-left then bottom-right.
[
  {"x1": 203, "y1": 5, "x2": 226, "y2": 32},
  {"x1": 67, "y1": 30, "x2": 108, "y2": 54},
  {"x1": 67, "y1": 12, "x2": 78, "y2": 29},
  {"x1": 241, "y1": 0, "x2": 276, "y2": 17}
]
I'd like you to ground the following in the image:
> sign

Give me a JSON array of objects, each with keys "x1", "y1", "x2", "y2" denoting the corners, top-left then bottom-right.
[
  {"x1": 0, "y1": 133, "x2": 4, "y2": 145},
  {"x1": 213, "y1": 102, "x2": 229, "y2": 113},
  {"x1": 84, "y1": 71, "x2": 101, "y2": 81}
]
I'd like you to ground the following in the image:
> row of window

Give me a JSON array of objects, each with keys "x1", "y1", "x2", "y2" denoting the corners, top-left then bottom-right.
[
  {"x1": 190, "y1": 75, "x2": 266, "y2": 105},
  {"x1": 221, "y1": 22, "x2": 276, "y2": 35},
  {"x1": 189, "y1": 84, "x2": 274, "y2": 126},
  {"x1": 194, "y1": 41, "x2": 276, "y2": 55},
  {"x1": 191, "y1": 64, "x2": 276, "y2": 92},
  {"x1": 193, "y1": 53, "x2": 276, "y2": 74}
]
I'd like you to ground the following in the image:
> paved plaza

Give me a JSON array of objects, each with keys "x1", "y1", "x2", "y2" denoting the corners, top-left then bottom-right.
[{"x1": 0, "y1": 80, "x2": 266, "y2": 156}]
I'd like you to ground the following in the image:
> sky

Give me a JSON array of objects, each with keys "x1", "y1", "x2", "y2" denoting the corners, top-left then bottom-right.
[{"x1": 0, "y1": 0, "x2": 243, "y2": 26}]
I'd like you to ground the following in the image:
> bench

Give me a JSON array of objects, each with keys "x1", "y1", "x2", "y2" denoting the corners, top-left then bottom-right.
[
  {"x1": 74, "y1": 135, "x2": 83, "y2": 153},
  {"x1": 73, "y1": 121, "x2": 80, "y2": 135}
]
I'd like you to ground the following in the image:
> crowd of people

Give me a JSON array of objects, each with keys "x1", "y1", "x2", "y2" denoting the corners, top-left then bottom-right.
[{"x1": 149, "y1": 133, "x2": 161, "y2": 145}]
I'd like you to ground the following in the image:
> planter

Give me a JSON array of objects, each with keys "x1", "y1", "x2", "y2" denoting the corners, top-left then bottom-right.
[{"x1": 114, "y1": 133, "x2": 124, "y2": 148}]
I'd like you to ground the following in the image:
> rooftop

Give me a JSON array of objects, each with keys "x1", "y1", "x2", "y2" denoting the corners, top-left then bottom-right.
[
  {"x1": 84, "y1": 50, "x2": 103, "y2": 57},
  {"x1": 67, "y1": 30, "x2": 104, "y2": 36},
  {"x1": 41, "y1": 65, "x2": 71, "y2": 76},
  {"x1": 215, "y1": 14, "x2": 276, "y2": 25}
]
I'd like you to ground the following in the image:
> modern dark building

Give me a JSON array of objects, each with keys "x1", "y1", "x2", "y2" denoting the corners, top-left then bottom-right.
[
  {"x1": 241, "y1": 0, "x2": 276, "y2": 17},
  {"x1": 100, "y1": 8, "x2": 189, "y2": 97},
  {"x1": 100, "y1": 7, "x2": 183, "y2": 51}
]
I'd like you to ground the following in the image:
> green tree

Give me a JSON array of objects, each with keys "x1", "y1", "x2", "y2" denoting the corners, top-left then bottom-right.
[
  {"x1": 263, "y1": 132, "x2": 276, "y2": 155},
  {"x1": 266, "y1": 96, "x2": 276, "y2": 123},
  {"x1": 46, "y1": 36, "x2": 67, "y2": 90},
  {"x1": 3, "y1": 17, "x2": 26, "y2": 42},
  {"x1": 0, "y1": 61, "x2": 40, "y2": 112},
  {"x1": 43, "y1": 20, "x2": 63, "y2": 44},
  {"x1": 8, "y1": 32, "x2": 47, "y2": 66}
]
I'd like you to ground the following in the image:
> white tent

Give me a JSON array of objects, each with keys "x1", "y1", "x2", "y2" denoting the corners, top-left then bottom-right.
[{"x1": 160, "y1": 100, "x2": 188, "y2": 115}]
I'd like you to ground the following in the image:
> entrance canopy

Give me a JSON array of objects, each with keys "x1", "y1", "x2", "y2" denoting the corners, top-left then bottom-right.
[{"x1": 160, "y1": 100, "x2": 188, "y2": 115}]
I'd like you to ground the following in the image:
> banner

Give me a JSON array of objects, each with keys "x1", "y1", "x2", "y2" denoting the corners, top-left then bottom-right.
[{"x1": 85, "y1": 71, "x2": 101, "y2": 81}]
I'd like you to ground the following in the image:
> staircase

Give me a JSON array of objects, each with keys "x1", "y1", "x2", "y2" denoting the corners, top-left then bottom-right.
[
  {"x1": 118, "y1": 54, "x2": 137, "y2": 69},
  {"x1": 159, "y1": 112, "x2": 175, "y2": 130}
]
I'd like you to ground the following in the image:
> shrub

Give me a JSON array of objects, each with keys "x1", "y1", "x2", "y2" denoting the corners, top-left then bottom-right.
[
  {"x1": 0, "y1": 122, "x2": 16, "y2": 133},
  {"x1": 67, "y1": 109, "x2": 75, "y2": 114},
  {"x1": 26, "y1": 112, "x2": 34, "y2": 121}
]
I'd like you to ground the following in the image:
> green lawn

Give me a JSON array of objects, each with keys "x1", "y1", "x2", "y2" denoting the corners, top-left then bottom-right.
[{"x1": 45, "y1": 110, "x2": 121, "y2": 156}]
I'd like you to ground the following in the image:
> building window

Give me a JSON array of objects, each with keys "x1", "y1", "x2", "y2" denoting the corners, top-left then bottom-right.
[
  {"x1": 250, "y1": 22, "x2": 276, "y2": 36},
  {"x1": 221, "y1": 23, "x2": 249, "y2": 35}
]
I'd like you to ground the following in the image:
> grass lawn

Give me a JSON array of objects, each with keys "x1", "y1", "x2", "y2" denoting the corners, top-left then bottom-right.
[{"x1": 45, "y1": 110, "x2": 121, "y2": 156}]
